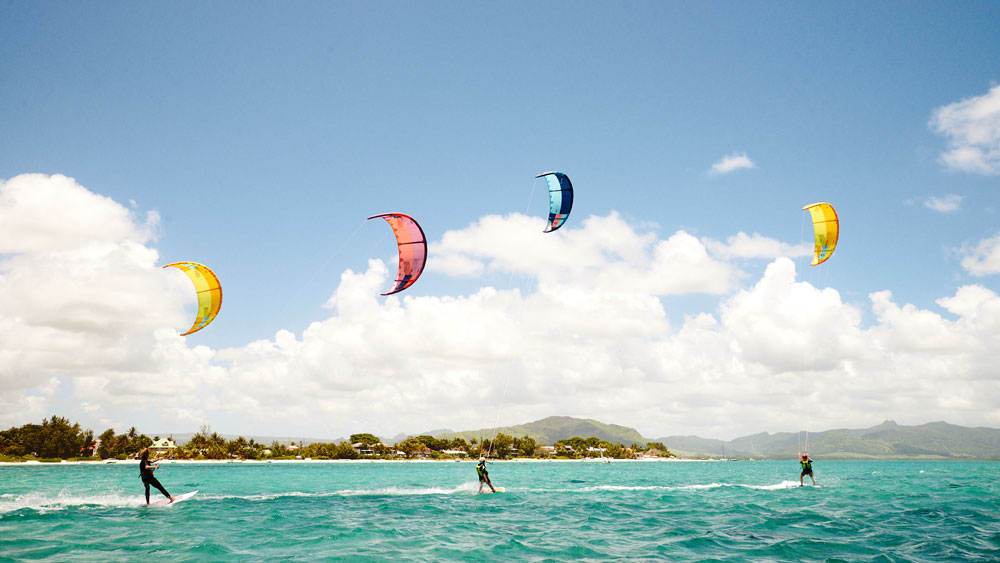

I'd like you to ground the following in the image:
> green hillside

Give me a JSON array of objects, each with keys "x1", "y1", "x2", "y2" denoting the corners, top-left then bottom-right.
[
  {"x1": 437, "y1": 416, "x2": 1000, "y2": 459},
  {"x1": 435, "y1": 416, "x2": 648, "y2": 446},
  {"x1": 657, "y1": 420, "x2": 1000, "y2": 460}
]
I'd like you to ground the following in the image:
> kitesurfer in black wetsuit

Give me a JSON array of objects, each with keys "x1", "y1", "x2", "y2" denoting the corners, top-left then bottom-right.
[
  {"x1": 140, "y1": 448, "x2": 175, "y2": 504},
  {"x1": 476, "y1": 457, "x2": 496, "y2": 493},
  {"x1": 799, "y1": 453, "x2": 815, "y2": 486}
]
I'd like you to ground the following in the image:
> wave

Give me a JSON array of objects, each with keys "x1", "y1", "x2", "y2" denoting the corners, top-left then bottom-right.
[
  {"x1": 200, "y1": 482, "x2": 483, "y2": 501},
  {"x1": 674, "y1": 480, "x2": 803, "y2": 491},
  {"x1": 0, "y1": 491, "x2": 146, "y2": 514},
  {"x1": 336, "y1": 482, "x2": 481, "y2": 496},
  {"x1": 1, "y1": 483, "x2": 491, "y2": 512},
  {"x1": 0, "y1": 480, "x2": 810, "y2": 513},
  {"x1": 556, "y1": 480, "x2": 804, "y2": 493}
]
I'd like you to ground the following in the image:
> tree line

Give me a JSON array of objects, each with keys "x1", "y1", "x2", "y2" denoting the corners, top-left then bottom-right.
[
  {"x1": 0, "y1": 416, "x2": 674, "y2": 461},
  {"x1": 0, "y1": 416, "x2": 95, "y2": 460}
]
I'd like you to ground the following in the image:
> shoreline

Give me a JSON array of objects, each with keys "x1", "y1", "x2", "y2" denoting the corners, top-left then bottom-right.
[{"x1": 0, "y1": 457, "x2": 709, "y2": 466}]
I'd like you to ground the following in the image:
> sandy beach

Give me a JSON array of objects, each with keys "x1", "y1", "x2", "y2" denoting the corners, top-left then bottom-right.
[{"x1": 0, "y1": 456, "x2": 712, "y2": 466}]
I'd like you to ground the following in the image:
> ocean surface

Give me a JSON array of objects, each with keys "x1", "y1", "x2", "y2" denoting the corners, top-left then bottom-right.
[{"x1": 1, "y1": 460, "x2": 998, "y2": 562}]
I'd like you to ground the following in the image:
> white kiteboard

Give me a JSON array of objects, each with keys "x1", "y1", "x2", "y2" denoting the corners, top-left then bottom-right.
[
  {"x1": 151, "y1": 490, "x2": 198, "y2": 506},
  {"x1": 480, "y1": 487, "x2": 505, "y2": 494}
]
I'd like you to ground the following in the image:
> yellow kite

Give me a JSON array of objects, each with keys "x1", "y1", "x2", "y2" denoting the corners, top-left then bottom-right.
[
  {"x1": 164, "y1": 262, "x2": 222, "y2": 335},
  {"x1": 802, "y1": 202, "x2": 839, "y2": 266}
]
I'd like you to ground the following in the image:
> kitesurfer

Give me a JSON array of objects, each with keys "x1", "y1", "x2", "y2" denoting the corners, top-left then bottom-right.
[
  {"x1": 139, "y1": 448, "x2": 175, "y2": 504},
  {"x1": 799, "y1": 453, "x2": 815, "y2": 486},
  {"x1": 476, "y1": 457, "x2": 496, "y2": 494}
]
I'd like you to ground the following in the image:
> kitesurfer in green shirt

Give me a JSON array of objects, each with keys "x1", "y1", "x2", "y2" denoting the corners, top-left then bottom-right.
[
  {"x1": 476, "y1": 457, "x2": 496, "y2": 494},
  {"x1": 799, "y1": 453, "x2": 815, "y2": 486}
]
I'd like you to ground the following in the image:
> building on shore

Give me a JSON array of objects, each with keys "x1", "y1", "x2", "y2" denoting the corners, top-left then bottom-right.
[{"x1": 150, "y1": 437, "x2": 177, "y2": 456}]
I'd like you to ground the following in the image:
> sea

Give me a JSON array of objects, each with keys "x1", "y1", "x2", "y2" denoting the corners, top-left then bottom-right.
[{"x1": 1, "y1": 460, "x2": 998, "y2": 562}]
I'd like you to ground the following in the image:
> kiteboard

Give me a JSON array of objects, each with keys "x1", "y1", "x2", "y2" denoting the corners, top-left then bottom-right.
[
  {"x1": 150, "y1": 490, "x2": 198, "y2": 506},
  {"x1": 480, "y1": 487, "x2": 505, "y2": 494}
]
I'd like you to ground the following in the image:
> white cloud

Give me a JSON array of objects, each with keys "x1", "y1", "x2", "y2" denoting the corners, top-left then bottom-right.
[
  {"x1": 930, "y1": 84, "x2": 1000, "y2": 175},
  {"x1": 703, "y1": 232, "x2": 811, "y2": 260},
  {"x1": 0, "y1": 389, "x2": 51, "y2": 428},
  {"x1": 3, "y1": 175, "x2": 1000, "y2": 439},
  {"x1": 169, "y1": 257, "x2": 1000, "y2": 438},
  {"x1": 0, "y1": 174, "x2": 195, "y2": 393},
  {"x1": 923, "y1": 194, "x2": 964, "y2": 213},
  {"x1": 709, "y1": 152, "x2": 756, "y2": 175},
  {"x1": 433, "y1": 212, "x2": 741, "y2": 296},
  {"x1": 937, "y1": 284, "x2": 999, "y2": 321},
  {"x1": 0, "y1": 173, "x2": 159, "y2": 253},
  {"x1": 959, "y1": 234, "x2": 1000, "y2": 276}
]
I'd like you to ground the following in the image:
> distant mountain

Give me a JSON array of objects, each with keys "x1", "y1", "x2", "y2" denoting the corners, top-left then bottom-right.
[
  {"x1": 383, "y1": 433, "x2": 409, "y2": 445},
  {"x1": 158, "y1": 418, "x2": 1000, "y2": 459},
  {"x1": 656, "y1": 420, "x2": 1000, "y2": 460},
  {"x1": 417, "y1": 429, "x2": 455, "y2": 438},
  {"x1": 382, "y1": 429, "x2": 454, "y2": 445},
  {"x1": 435, "y1": 416, "x2": 648, "y2": 446},
  {"x1": 438, "y1": 416, "x2": 1000, "y2": 459}
]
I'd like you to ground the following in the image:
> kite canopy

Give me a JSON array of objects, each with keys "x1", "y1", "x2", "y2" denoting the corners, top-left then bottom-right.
[
  {"x1": 163, "y1": 261, "x2": 222, "y2": 335},
  {"x1": 802, "y1": 202, "x2": 839, "y2": 266},
  {"x1": 536, "y1": 171, "x2": 573, "y2": 232},
  {"x1": 367, "y1": 213, "x2": 427, "y2": 295}
]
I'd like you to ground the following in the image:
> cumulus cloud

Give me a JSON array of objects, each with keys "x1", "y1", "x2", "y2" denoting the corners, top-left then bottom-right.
[
  {"x1": 218, "y1": 263, "x2": 676, "y2": 434},
  {"x1": 709, "y1": 152, "x2": 756, "y2": 175},
  {"x1": 959, "y1": 234, "x2": 1000, "y2": 276},
  {"x1": 0, "y1": 378, "x2": 59, "y2": 428},
  {"x1": 702, "y1": 232, "x2": 811, "y2": 260},
  {"x1": 187, "y1": 257, "x2": 1000, "y2": 438},
  {"x1": 3, "y1": 174, "x2": 1000, "y2": 439},
  {"x1": 930, "y1": 84, "x2": 1000, "y2": 175},
  {"x1": 924, "y1": 194, "x2": 964, "y2": 213},
  {"x1": 433, "y1": 212, "x2": 741, "y2": 296},
  {"x1": 0, "y1": 174, "x2": 159, "y2": 253},
  {"x1": 0, "y1": 174, "x2": 194, "y2": 393}
]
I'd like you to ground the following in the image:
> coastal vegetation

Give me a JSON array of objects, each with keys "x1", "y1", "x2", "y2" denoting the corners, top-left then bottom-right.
[
  {"x1": 8, "y1": 415, "x2": 994, "y2": 462},
  {"x1": 0, "y1": 416, "x2": 96, "y2": 461},
  {"x1": 0, "y1": 416, "x2": 673, "y2": 462}
]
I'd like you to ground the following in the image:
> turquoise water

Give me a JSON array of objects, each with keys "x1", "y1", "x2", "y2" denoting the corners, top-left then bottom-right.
[{"x1": 2, "y1": 460, "x2": 998, "y2": 561}]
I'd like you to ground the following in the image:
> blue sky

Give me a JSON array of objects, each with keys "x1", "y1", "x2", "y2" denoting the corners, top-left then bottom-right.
[{"x1": 2, "y1": 2, "x2": 999, "y2": 441}]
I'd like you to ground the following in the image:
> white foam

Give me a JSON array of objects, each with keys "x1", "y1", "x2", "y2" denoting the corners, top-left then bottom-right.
[
  {"x1": 539, "y1": 480, "x2": 803, "y2": 494},
  {"x1": 199, "y1": 491, "x2": 339, "y2": 501},
  {"x1": 576, "y1": 485, "x2": 675, "y2": 492},
  {"x1": 200, "y1": 482, "x2": 482, "y2": 501},
  {"x1": 675, "y1": 483, "x2": 726, "y2": 490},
  {"x1": 745, "y1": 480, "x2": 802, "y2": 490},
  {"x1": 337, "y1": 483, "x2": 477, "y2": 496},
  {"x1": 0, "y1": 491, "x2": 144, "y2": 514}
]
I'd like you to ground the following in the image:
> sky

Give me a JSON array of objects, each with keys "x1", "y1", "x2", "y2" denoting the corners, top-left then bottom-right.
[{"x1": 2, "y1": 2, "x2": 999, "y2": 441}]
